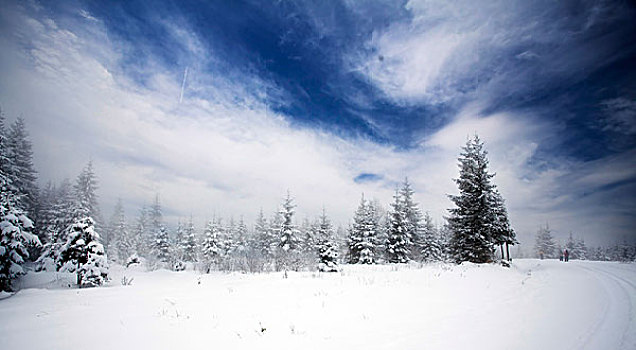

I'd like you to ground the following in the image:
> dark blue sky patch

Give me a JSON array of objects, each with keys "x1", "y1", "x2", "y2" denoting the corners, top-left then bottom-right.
[
  {"x1": 354, "y1": 173, "x2": 383, "y2": 184},
  {"x1": 77, "y1": 0, "x2": 636, "y2": 159}
]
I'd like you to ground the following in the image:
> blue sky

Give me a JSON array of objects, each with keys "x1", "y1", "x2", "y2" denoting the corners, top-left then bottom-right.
[{"x1": 0, "y1": 0, "x2": 635, "y2": 247}]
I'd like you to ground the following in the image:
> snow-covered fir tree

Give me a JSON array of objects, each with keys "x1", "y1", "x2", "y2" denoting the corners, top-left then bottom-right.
[
  {"x1": 348, "y1": 194, "x2": 379, "y2": 264},
  {"x1": 316, "y1": 208, "x2": 338, "y2": 272},
  {"x1": 534, "y1": 225, "x2": 556, "y2": 259},
  {"x1": 447, "y1": 135, "x2": 507, "y2": 263},
  {"x1": 276, "y1": 192, "x2": 300, "y2": 271},
  {"x1": 399, "y1": 178, "x2": 423, "y2": 259},
  {"x1": 58, "y1": 217, "x2": 108, "y2": 287},
  {"x1": 153, "y1": 225, "x2": 171, "y2": 264},
  {"x1": 420, "y1": 212, "x2": 442, "y2": 262},
  {"x1": 0, "y1": 172, "x2": 40, "y2": 291},
  {"x1": 386, "y1": 188, "x2": 410, "y2": 263},
  {"x1": 201, "y1": 218, "x2": 224, "y2": 272}
]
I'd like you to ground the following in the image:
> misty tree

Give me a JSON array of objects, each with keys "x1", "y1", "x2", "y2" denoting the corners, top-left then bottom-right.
[
  {"x1": 254, "y1": 209, "x2": 275, "y2": 263},
  {"x1": 35, "y1": 179, "x2": 75, "y2": 270},
  {"x1": 447, "y1": 135, "x2": 509, "y2": 263},
  {"x1": 110, "y1": 199, "x2": 135, "y2": 262},
  {"x1": 566, "y1": 233, "x2": 587, "y2": 260},
  {"x1": 133, "y1": 206, "x2": 150, "y2": 257},
  {"x1": 5, "y1": 118, "x2": 38, "y2": 221},
  {"x1": 73, "y1": 161, "x2": 101, "y2": 228},
  {"x1": 534, "y1": 225, "x2": 556, "y2": 259},
  {"x1": 182, "y1": 217, "x2": 198, "y2": 262}
]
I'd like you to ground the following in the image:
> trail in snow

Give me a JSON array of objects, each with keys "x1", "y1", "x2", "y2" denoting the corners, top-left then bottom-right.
[{"x1": 0, "y1": 260, "x2": 634, "y2": 350}]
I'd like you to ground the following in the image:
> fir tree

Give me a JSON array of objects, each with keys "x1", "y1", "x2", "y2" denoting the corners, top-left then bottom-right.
[
  {"x1": 491, "y1": 189, "x2": 517, "y2": 261},
  {"x1": 447, "y1": 135, "x2": 503, "y2": 263},
  {"x1": 348, "y1": 194, "x2": 379, "y2": 264},
  {"x1": 58, "y1": 217, "x2": 108, "y2": 287},
  {"x1": 316, "y1": 208, "x2": 338, "y2": 272},
  {"x1": 0, "y1": 173, "x2": 40, "y2": 291},
  {"x1": 399, "y1": 178, "x2": 423, "y2": 259},
  {"x1": 276, "y1": 192, "x2": 300, "y2": 271},
  {"x1": 278, "y1": 191, "x2": 299, "y2": 252},
  {"x1": 420, "y1": 212, "x2": 442, "y2": 262},
  {"x1": 534, "y1": 225, "x2": 556, "y2": 259},
  {"x1": 153, "y1": 226, "x2": 171, "y2": 264},
  {"x1": 201, "y1": 218, "x2": 224, "y2": 272},
  {"x1": 386, "y1": 188, "x2": 410, "y2": 263},
  {"x1": 5, "y1": 118, "x2": 38, "y2": 218}
]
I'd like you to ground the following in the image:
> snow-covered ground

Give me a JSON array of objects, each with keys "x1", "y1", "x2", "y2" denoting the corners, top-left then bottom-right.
[{"x1": 1, "y1": 260, "x2": 634, "y2": 350}]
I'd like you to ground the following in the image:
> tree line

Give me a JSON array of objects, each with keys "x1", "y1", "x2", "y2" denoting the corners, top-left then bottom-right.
[{"x1": 4, "y1": 110, "x2": 628, "y2": 292}]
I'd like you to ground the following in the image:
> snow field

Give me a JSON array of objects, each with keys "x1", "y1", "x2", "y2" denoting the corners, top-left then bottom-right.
[{"x1": 0, "y1": 259, "x2": 634, "y2": 350}]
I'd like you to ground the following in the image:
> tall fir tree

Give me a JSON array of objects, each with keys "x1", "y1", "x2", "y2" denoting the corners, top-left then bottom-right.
[
  {"x1": 5, "y1": 118, "x2": 38, "y2": 219},
  {"x1": 399, "y1": 178, "x2": 423, "y2": 259},
  {"x1": 447, "y1": 135, "x2": 506, "y2": 263}
]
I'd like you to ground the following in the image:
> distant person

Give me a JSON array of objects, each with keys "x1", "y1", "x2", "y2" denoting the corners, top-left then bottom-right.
[
  {"x1": 559, "y1": 252, "x2": 563, "y2": 261},
  {"x1": 564, "y1": 249, "x2": 569, "y2": 262}
]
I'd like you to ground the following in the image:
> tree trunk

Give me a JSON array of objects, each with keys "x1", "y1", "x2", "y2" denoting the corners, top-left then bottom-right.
[
  {"x1": 76, "y1": 261, "x2": 81, "y2": 286},
  {"x1": 500, "y1": 244, "x2": 504, "y2": 260},
  {"x1": 505, "y1": 243, "x2": 510, "y2": 262}
]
